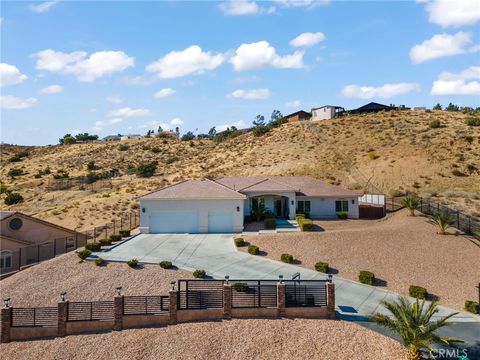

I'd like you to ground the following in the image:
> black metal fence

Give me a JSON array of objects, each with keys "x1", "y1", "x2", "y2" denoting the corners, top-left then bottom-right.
[
  {"x1": 11, "y1": 307, "x2": 58, "y2": 327},
  {"x1": 285, "y1": 280, "x2": 328, "y2": 307},
  {"x1": 178, "y1": 280, "x2": 224, "y2": 310},
  {"x1": 123, "y1": 296, "x2": 169, "y2": 315},
  {"x1": 231, "y1": 280, "x2": 277, "y2": 308},
  {"x1": 67, "y1": 301, "x2": 114, "y2": 322}
]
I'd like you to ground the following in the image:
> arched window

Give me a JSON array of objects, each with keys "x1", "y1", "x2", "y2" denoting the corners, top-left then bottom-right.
[{"x1": 0, "y1": 251, "x2": 12, "y2": 269}]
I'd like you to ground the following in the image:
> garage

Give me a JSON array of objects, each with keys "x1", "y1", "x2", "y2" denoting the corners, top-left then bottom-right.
[
  {"x1": 149, "y1": 211, "x2": 199, "y2": 234},
  {"x1": 208, "y1": 211, "x2": 234, "y2": 233}
]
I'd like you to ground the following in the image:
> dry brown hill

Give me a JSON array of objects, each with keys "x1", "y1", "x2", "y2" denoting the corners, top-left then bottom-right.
[{"x1": 1, "y1": 109, "x2": 479, "y2": 230}]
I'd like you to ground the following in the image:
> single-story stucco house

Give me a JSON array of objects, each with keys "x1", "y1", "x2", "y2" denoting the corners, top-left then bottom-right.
[{"x1": 138, "y1": 176, "x2": 361, "y2": 234}]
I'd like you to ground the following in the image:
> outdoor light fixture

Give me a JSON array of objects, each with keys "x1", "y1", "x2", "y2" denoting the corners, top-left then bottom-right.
[
  {"x1": 60, "y1": 292, "x2": 67, "y2": 302},
  {"x1": 170, "y1": 281, "x2": 176, "y2": 291},
  {"x1": 328, "y1": 274, "x2": 333, "y2": 283},
  {"x1": 142, "y1": 208, "x2": 146, "y2": 213},
  {"x1": 291, "y1": 200, "x2": 294, "y2": 205},
  {"x1": 225, "y1": 275, "x2": 230, "y2": 284},
  {"x1": 278, "y1": 275, "x2": 284, "y2": 284},
  {"x1": 3, "y1": 298, "x2": 11, "y2": 308},
  {"x1": 116, "y1": 286, "x2": 122, "y2": 296},
  {"x1": 236, "y1": 206, "x2": 240, "y2": 212}
]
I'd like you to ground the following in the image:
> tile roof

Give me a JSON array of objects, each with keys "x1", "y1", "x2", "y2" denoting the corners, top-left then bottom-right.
[
  {"x1": 270, "y1": 176, "x2": 362, "y2": 197},
  {"x1": 239, "y1": 178, "x2": 298, "y2": 192},
  {"x1": 138, "y1": 179, "x2": 247, "y2": 200}
]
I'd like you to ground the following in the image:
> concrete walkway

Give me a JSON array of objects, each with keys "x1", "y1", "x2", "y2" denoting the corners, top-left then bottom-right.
[{"x1": 99, "y1": 233, "x2": 480, "y2": 324}]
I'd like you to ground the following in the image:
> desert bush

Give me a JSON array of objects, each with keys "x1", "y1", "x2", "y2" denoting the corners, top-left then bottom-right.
[
  {"x1": 193, "y1": 269, "x2": 206, "y2": 278},
  {"x1": 159, "y1": 261, "x2": 173, "y2": 269},
  {"x1": 85, "y1": 242, "x2": 102, "y2": 252},
  {"x1": 127, "y1": 258, "x2": 139, "y2": 268},
  {"x1": 135, "y1": 161, "x2": 157, "y2": 177},
  {"x1": 409, "y1": 285, "x2": 427, "y2": 299},
  {"x1": 53, "y1": 169, "x2": 69, "y2": 179},
  {"x1": 429, "y1": 119, "x2": 441, "y2": 128},
  {"x1": 99, "y1": 238, "x2": 112, "y2": 246},
  {"x1": 0, "y1": 183, "x2": 8, "y2": 194},
  {"x1": 7, "y1": 168, "x2": 24, "y2": 177},
  {"x1": 232, "y1": 283, "x2": 248, "y2": 292},
  {"x1": 119, "y1": 229, "x2": 131, "y2": 237},
  {"x1": 86, "y1": 161, "x2": 97, "y2": 170},
  {"x1": 94, "y1": 257, "x2": 105, "y2": 266},
  {"x1": 4, "y1": 192, "x2": 23, "y2": 205},
  {"x1": 314, "y1": 261, "x2": 329, "y2": 273},
  {"x1": 280, "y1": 253, "x2": 293, "y2": 263},
  {"x1": 118, "y1": 144, "x2": 130, "y2": 151},
  {"x1": 77, "y1": 249, "x2": 91, "y2": 260},
  {"x1": 110, "y1": 234, "x2": 122, "y2": 242},
  {"x1": 264, "y1": 217, "x2": 276, "y2": 230},
  {"x1": 359, "y1": 271, "x2": 375, "y2": 285},
  {"x1": 429, "y1": 211, "x2": 455, "y2": 235},
  {"x1": 464, "y1": 300, "x2": 479, "y2": 314},
  {"x1": 295, "y1": 213, "x2": 306, "y2": 222},
  {"x1": 298, "y1": 218, "x2": 314, "y2": 231},
  {"x1": 451, "y1": 169, "x2": 465, "y2": 177},
  {"x1": 401, "y1": 194, "x2": 421, "y2": 216},
  {"x1": 151, "y1": 146, "x2": 161, "y2": 153},
  {"x1": 234, "y1": 237, "x2": 245, "y2": 247},
  {"x1": 336, "y1": 211, "x2": 348, "y2": 219},
  {"x1": 367, "y1": 151, "x2": 379, "y2": 160},
  {"x1": 465, "y1": 117, "x2": 480, "y2": 126},
  {"x1": 248, "y1": 245, "x2": 260, "y2": 255}
]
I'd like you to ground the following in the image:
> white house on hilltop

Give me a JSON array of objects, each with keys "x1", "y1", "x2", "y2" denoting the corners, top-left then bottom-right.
[{"x1": 311, "y1": 105, "x2": 345, "y2": 120}]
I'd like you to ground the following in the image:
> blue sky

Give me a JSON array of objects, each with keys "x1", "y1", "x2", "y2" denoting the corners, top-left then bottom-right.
[{"x1": 1, "y1": 0, "x2": 479, "y2": 145}]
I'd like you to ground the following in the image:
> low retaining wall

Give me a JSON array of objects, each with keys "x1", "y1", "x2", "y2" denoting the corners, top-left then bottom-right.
[
  {"x1": 231, "y1": 307, "x2": 278, "y2": 318},
  {"x1": 66, "y1": 320, "x2": 114, "y2": 335},
  {"x1": 285, "y1": 306, "x2": 328, "y2": 318},
  {"x1": 10, "y1": 326, "x2": 57, "y2": 341},
  {"x1": 123, "y1": 314, "x2": 169, "y2": 329},
  {"x1": 177, "y1": 308, "x2": 224, "y2": 323}
]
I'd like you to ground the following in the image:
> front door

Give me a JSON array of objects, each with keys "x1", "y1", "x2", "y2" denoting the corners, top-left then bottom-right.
[{"x1": 274, "y1": 199, "x2": 282, "y2": 217}]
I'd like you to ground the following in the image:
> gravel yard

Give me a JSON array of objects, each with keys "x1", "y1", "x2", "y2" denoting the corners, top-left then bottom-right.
[
  {"x1": 0, "y1": 318, "x2": 406, "y2": 360},
  {"x1": 243, "y1": 209, "x2": 480, "y2": 310},
  {"x1": 0, "y1": 252, "x2": 192, "y2": 307}
]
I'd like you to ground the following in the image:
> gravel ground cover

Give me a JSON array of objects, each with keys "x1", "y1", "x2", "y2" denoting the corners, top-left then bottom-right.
[
  {"x1": 0, "y1": 318, "x2": 406, "y2": 360},
  {"x1": 0, "y1": 252, "x2": 192, "y2": 307},
  {"x1": 243, "y1": 209, "x2": 480, "y2": 310}
]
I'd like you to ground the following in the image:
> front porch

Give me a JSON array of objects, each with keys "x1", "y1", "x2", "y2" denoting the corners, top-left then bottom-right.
[{"x1": 246, "y1": 193, "x2": 296, "y2": 220}]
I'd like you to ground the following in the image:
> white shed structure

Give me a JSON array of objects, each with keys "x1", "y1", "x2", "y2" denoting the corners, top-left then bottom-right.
[{"x1": 311, "y1": 105, "x2": 345, "y2": 120}]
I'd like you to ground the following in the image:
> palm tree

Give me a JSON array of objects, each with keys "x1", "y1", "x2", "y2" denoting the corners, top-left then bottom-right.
[
  {"x1": 429, "y1": 211, "x2": 455, "y2": 235},
  {"x1": 372, "y1": 296, "x2": 463, "y2": 360},
  {"x1": 251, "y1": 203, "x2": 266, "y2": 221},
  {"x1": 401, "y1": 194, "x2": 421, "y2": 216}
]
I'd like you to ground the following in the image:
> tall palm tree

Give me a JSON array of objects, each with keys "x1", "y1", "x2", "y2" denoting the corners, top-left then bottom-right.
[
  {"x1": 429, "y1": 211, "x2": 455, "y2": 235},
  {"x1": 372, "y1": 296, "x2": 463, "y2": 360},
  {"x1": 401, "y1": 194, "x2": 421, "y2": 216}
]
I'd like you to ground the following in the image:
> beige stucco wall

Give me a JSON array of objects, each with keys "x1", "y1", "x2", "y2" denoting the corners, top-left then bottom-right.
[
  {"x1": 10, "y1": 326, "x2": 57, "y2": 341},
  {"x1": 122, "y1": 314, "x2": 169, "y2": 329},
  {"x1": 0, "y1": 237, "x2": 27, "y2": 252},
  {"x1": 66, "y1": 320, "x2": 114, "y2": 335}
]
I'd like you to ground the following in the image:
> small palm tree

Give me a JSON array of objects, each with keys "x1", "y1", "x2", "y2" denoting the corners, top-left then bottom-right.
[
  {"x1": 401, "y1": 194, "x2": 421, "y2": 216},
  {"x1": 251, "y1": 203, "x2": 266, "y2": 221},
  {"x1": 372, "y1": 296, "x2": 463, "y2": 360},
  {"x1": 429, "y1": 211, "x2": 455, "y2": 235}
]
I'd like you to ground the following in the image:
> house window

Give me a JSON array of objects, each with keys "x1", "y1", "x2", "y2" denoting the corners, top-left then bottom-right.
[
  {"x1": 0, "y1": 251, "x2": 12, "y2": 269},
  {"x1": 9, "y1": 218, "x2": 23, "y2": 230},
  {"x1": 335, "y1": 200, "x2": 349, "y2": 213},
  {"x1": 297, "y1": 200, "x2": 311, "y2": 214}
]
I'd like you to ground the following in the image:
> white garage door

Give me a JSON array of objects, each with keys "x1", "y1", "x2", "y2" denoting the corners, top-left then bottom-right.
[
  {"x1": 208, "y1": 211, "x2": 234, "y2": 233},
  {"x1": 149, "y1": 211, "x2": 199, "y2": 233}
]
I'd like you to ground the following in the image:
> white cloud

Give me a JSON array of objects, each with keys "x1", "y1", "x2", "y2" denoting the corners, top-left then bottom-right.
[
  {"x1": 29, "y1": 0, "x2": 60, "y2": 13},
  {"x1": 228, "y1": 88, "x2": 270, "y2": 99},
  {"x1": 274, "y1": 0, "x2": 329, "y2": 8},
  {"x1": 146, "y1": 45, "x2": 225, "y2": 79},
  {"x1": 108, "y1": 107, "x2": 151, "y2": 118},
  {"x1": 409, "y1": 32, "x2": 478, "y2": 64},
  {"x1": 421, "y1": 0, "x2": 480, "y2": 27},
  {"x1": 0, "y1": 95, "x2": 38, "y2": 109},
  {"x1": 285, "y1": 100, "x2": 301, "y2": 108},
  {"x1": 154, "y1": 88, "x2": 176, "y2": 99},
  {"x1": 106, "y1": 96, "x2": 123, "y2": 104},
  {"x1": 92, "y1": 117, "x2": 124, "y2": 131},
  {"x1": 138, "y1": 118, "x2": 182, "y2": 131},
  {"x1": 230, "y1": 41, "x2": 304, "y2": 71},
  {"x1": 92, "y1": 120, "x2": 105, "y2": 132},
  {"x1": 33, "y1": 49, "x2": 134, "y2": 82},
  {"x1": 216, "y1": 120, "x2": 247, "y2": 132},
  {"x1": 170, "y1": 117, "x2": 184, "y2": 125},
  {"x1": 289, "y1": 32, "x2": 326, "y2": 47},
  {"x1": 430, "y1": 65, "x2": 480, "y2": 95},
  {"x1": 0, "y1": 63, "x2": 28, "y2": 86},
  {"x1": 39, "y1": 84, "x2": 62, "y2": 94},
  {"x1": 341, "y1": 83, "x2": 420, "y2": 99},
  {"x1": 219, "y1": 0, "x2": 260, "y2": 15},
  {"x1": 108, "y1": 118, "x2": 123, "y2": 124}
]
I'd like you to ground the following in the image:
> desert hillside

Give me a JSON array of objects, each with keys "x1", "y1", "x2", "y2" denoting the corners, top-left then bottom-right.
[{"x1": 1, "y1": 109, "x2": 479, "y2": 230}]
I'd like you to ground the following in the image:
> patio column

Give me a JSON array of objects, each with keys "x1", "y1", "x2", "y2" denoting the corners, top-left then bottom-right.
[
  {"x1": 0, "y1": 306, "x2": 11, "y2": 343},
  {"x1": 113, "y1": 295, "x2": 124, "y2": 331},
  {"x1": 326, "y1": 282, "x2": 336, "y2": 319},
  {"x1": 277, "y1": 282, "x2": 286, "y2": 318},
  {"x1": 288, "y1": 196, "x2": 296, "y2": 220},
  {"x1": 57, "y1": 300, "x2": 68, "y2": 337},
  {"x1": 223, "y1": 283, "x2": 232, "y2": 320},
  {"x1": 169, "y1": 289, "x2": 178, "y2": 325}
]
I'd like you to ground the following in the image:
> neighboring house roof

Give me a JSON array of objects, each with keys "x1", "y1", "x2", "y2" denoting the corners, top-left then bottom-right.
[
  {"x1": 312, "y1": 105, "x2": 345, "y2": 111},
  {"x1": 0, "y1": 211, "x2": 81, "y2": 235},
  {"x1": 138, "y1": 179, "x2": 247, "y2": 200},
  {"x1": 284, "y1": 110, "x2": 311, "y2": 119},
  {"x1": 349, "y1": 102, "x2": 393, "y2": 113}
]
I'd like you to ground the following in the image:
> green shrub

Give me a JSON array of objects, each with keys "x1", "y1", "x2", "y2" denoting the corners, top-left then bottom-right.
[
  {"x1": 135, "y1": 161, "x2": 157, "y2": 178},
  {"x1": 248, "y1": 245, "x2": 260, "y2": 255},
  {"x1": 451, "y1": 169, "x2": 465, "y2": 177},
  {"x1": 7, "y1": 168, "x2": 24, "y2": 177},
  {"x1": 367, "y1": 151, "x2": 379, "y2": 160},
  {"x1": 409, "y1": 285, "x2": 427, "y2": 299},
  {"x1": 151, "y1": 146, "x2": 161, "y2": 153},
  {"x1": 4, "y1": 192, "x2": 24, "y2": 205},
  {"x1": 359, "y1": 271, "x2": 375, "y2": 285},
  {"x1": 119, "y1": 229, "x2": 131, "y2": 237},
  {"x1": 314, "y1": 261, "x2": 329, "y2": 273},
  {"x1": 295, "y1": 213, "x2": 306, "y2": 222},
  {"x1": 77, "y1": 249, "x2": 91, "y2": 260},
  {"x1": 127, "y1": 259, "x2": 139, "y2": 268},
  {"x1": 465, "y1": 117, "x2": 480, "y2": 126},
  {"x1": 264, "y1": 217, "x2": 276, "y2": 230},
  {"x1": 193, "y1": 269, "x2": 206, "y2": 278},
  {"x1": 298, "y1": 218, "x2": 314, "y2": 231},
  {"x1": 118, "y1": 144, "x2": 129, "y2": 151},
  {"x1": 280, "y1": 253, "x2": 293, "y2": 263},
  {"x1": 232, "y1": 282, "x2": 248, "y2": 292},
  {"x1": 337, "y1": 211, "x2": 348, "y2": 219},
  {"x1": 109, "y1": 234, "x2": 122, "y2": 242},
  {"x1": 159, "y1": 261, "x2": 173, "y2": 269},
  {"x1": 464, "y1": 300, "x2": 479, "y2": 314},
  {"x1": 94, "y1": 257, "x2": 105, "y2": 266},
  {"x1": 429, "y1": 119, "x2": 441, "y2": 128},
  {"x1": 85, "y1": 242, "x2": 102, "y2": 252},
  {"x1": 99, "y1": 238, "x2": 112, "y2": 246},
  {"x1": 234, "y1": 237, "x2": 245, "y2": 247}
]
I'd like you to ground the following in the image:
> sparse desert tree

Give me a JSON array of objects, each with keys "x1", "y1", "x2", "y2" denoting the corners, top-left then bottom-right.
[
  {"x1": 372, "y1": 296, "x2": 463, "y2": 360},
  {"x1": 429, "y1": 211, "x2": 455, "y2": 235},
  {"x1": 432, "y1": 103, "x2": 442, "y2": 111},
  {"x1": 401, "y1": 194, "x2": 421, "y2": 216}
]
